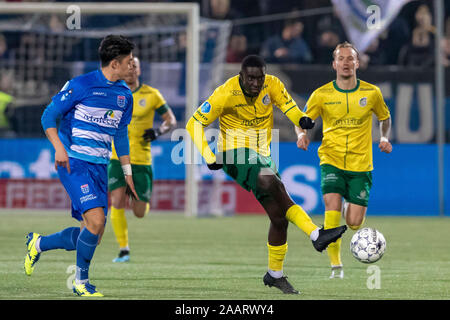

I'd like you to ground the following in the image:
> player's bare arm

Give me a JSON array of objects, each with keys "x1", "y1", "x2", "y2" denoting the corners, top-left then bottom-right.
[
  {"x1": 159, "y1": 108, "x2": 177, "y2": 134},
  {"x1": 119, "y1": 154, "x2": 139, "y2": 200},
  {"x1": 144, "y1": 108, "x2": 177, "y2": 142},
  {"x1": 45, "y1": 127, "x2": 70, "y2": 173},
  {"x1": 379, "y1": 117, "x2": 393, "y2": 153}
]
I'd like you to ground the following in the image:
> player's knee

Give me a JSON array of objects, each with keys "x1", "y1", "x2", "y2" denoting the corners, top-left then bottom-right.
[
  {"x1": 348, "y1": 224, "x2": 362, "y2": 231},
  {"x1": 86, "y1": 217, "x2": 105, "y2": 234},
  {"x1": 133, "y1": 202, "x2": 149, "y2": 218},
  {"x1": 346, "y1": 216, "x2": 365, "y2": 230},
  {"x1": 134, "y1": 210, "x2": 146, "y2": 218},
  {"x1": 257, "y1": 172, "x2": 282, "y2": 194}
]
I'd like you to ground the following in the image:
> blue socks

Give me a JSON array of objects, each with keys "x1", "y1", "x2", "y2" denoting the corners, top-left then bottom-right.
[
  {"x1": 75, "y1": 227, "x2": 99, "y2": 283},
  {"x1": 39, "y1": 227, "x2": 80, "y2": 251},
  {"x1": 35, "y1": 226, "x2": 99, "y2": 283}
]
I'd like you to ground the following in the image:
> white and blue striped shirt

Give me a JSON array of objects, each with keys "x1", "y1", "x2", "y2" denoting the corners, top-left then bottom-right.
[{"x1": 42, "y1": 69, "x2": 133, "y2": 164}]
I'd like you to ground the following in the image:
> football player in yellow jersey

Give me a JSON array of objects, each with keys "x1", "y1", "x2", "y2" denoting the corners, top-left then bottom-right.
[
  {"x1": 296, "y1": 42, "x2": 393, "y2": 278},
  {"x1": 186, "y1": 55, "x2": 347, "y2": 294},
  {"x1": 108, "y1": 57, "x2": 177, "y2": 262}
]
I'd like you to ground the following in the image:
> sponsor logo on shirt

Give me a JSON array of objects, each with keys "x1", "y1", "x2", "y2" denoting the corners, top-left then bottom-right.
[
  {"x1": 80, "y1": 193, "x2": 97, "y2": 204},
  {"x1": 357, "y1": 190, "x2": 368, "y2": 200},
  {"x1": 93, "y1": 91, "x2": 107, "y2": 96},
  {"x1": 334, "y1": 118, "x2": 363, "y2": 126},
  {"x1": 80, "y1": 184, "x2": 89, "y2": 194},
  {"x1": 117, "y1": 95, "x2": 126, "y2": 108},
  {"x1": 359, "y1": 97, "x2": 367, "y2": 107},
  {"x1": 82, "y1": 112, "x2": 120, "y2": 127},
  {"x1": 74, "y1": 104, "x2": 122, "y2": 128},
  {"x1": 60, "y1": 89, "x2": 73, "y2": 101},
  {"x1": 104, "y1": 110, "x2": 115, "y2": 119},
  {"x1": 200, "y1": 101, "x2": 211, "y2": 113},
  {"x1": 241, "y1": 115, "x2": 269, "y2": 127},
  {"x1": 233, "y1": 104, "x2": 249, "y2": 108},
  {"x1": 195, "y1": 110, "x2": 209, "y2": 121}
]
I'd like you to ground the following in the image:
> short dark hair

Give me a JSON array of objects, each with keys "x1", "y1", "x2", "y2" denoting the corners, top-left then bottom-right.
[
  {"x1": 98, "y1": 35, "x2": 135, "y2": 67},
  {"x1": 241, "y1": 55, "x2": 266, "y2": 70}
]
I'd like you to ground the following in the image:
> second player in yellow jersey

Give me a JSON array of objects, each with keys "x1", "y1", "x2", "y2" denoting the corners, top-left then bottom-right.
[
  {"x1": 304, "y1": 78, "x2": 390, "y2": 172},
  {"x1": 108, "y1": 57, "x2": 177, "y2": 263},
  {"x1": 296, "y1": 42, "x2": 392, "y2": 279}
]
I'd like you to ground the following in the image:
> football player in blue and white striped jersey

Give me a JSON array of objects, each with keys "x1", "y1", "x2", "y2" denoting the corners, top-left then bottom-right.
[{"x1": 24, "y1": 35, "x2": 138, "y2": 297}]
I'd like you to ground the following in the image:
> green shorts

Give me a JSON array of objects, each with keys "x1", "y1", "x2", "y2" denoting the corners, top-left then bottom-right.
[
  {"x1": 320, "y1": 164, "x2": 372, "y2": 207},
  {"x1": 107, "y1": 159, "x2": 153, "y2": 202},
  {"x1": 220, "y1": 148, "x2": 280, "y2": 201}
]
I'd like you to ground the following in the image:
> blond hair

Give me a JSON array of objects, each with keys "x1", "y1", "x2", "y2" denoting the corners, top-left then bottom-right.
[{"x1": 332, "y1": 41, "x2": 360, "y2": 60}]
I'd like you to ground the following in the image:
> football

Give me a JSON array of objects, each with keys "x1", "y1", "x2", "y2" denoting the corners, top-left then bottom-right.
[{"x1": 350, "y1": 227, "x2": 386, "y2": 263}]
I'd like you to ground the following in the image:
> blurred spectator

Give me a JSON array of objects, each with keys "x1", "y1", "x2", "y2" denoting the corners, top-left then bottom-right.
[
  {"x1": 260, "y1": 20, "x2": 312, "y2": 64},
  {"x1": 398, "y1": 4, "x2": 435, "y2": 68},
  {"x1": 377, "y1": 16, "x2": 410, "y2": 65},
  {"x1": 315, "y1": 8, "x2": 347, "y2": 44},
  {"x1": 176, "y1": 32, "x2": 187, "y2": 62},
  {"x1": 414, "y1": 4, "x2": 435, "y2": 33},
  {"x1": 441, "y1": 16, "x2": 450, "y2": 67},
  {"x1": 226, "y1": 34, "x2": 247, "y2": 63},
  {"x1": 49, "y1": 14, "x2": 65, "y2": 32},
  {"x1": 442, "y1": 37, "x2": 450, "y2": 67},
  {"x1": 398, "y1": 27, "x2": 435, "y2": 67},
  {"x1": 0, "y1": 33, "x2": 11, "y2": 60},
  {"x1": 0, "y1": 90, "x2": 14, "y2": 137},
  {"x1": 313, "y1": 29, "x2": 340, "y2": 64},
  {"x1": 364, "y1": 37, "x2": 387, "y2": 67},
  {"x1": 206, "y1": 0, "x2": 241, "y2": 20}
]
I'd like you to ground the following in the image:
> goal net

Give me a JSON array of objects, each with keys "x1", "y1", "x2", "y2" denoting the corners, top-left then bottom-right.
[{"x1": 0, "y1": 3, "x2": 232, "y2": 216}]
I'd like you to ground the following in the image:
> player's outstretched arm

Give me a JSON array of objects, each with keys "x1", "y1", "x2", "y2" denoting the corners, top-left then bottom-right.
[
  {"x1": 378, "y1": 117, "x2": 393, "y2": 154},
  {"x1": 186, "y1": 116, "x2": 217, "y2": 166}
]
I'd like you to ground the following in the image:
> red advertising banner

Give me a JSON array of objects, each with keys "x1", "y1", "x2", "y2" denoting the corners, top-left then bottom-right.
[{"x1": 0, "y1": 179, "x2": 264, "y2": 214}]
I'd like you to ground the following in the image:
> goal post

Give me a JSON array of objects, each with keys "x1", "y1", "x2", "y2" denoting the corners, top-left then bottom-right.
[{"x1": 0, "y1": 2, "x2": 208, "y2": 217}]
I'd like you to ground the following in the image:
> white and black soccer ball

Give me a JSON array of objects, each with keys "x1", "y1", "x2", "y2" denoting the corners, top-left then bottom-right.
[{"x1": 350, "y1": 227, "x2": 386, "y2": 263}]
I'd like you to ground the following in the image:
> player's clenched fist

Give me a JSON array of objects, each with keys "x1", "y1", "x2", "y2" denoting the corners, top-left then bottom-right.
[
  {"x1": 378, "y1": 140, "x2": 392, "y2": 154},
  {"x1": 296, "y1": 132, "x2": 310, "y2": 151}
]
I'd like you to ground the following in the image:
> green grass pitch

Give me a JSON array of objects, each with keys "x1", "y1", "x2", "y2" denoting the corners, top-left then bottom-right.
[{"x1": 1, "y1": 209, "x2": 449, "y2": 300}]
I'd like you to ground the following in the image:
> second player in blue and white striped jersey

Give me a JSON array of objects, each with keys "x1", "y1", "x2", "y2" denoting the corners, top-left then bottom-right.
[
  {"x1": 29, "y1": 35, "x2": 138, "y2": 297},
  {"x1": 45, "y1": 69, "x2": 133, "y2": 164}
]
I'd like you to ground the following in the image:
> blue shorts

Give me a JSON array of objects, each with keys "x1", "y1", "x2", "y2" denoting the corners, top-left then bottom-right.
[{"x1": 57, "y1": 157, "x2": 108, "y2": 221}]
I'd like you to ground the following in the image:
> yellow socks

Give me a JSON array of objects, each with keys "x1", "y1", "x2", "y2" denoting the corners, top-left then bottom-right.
[
  {"x1": 110, "y1": 206, "x2": 128, "y2": 249},
  {"x1": 285, "y1": 204, "x2": 318, "y2": 236},
  {"x1": 324, "y1": 210, "x2": 342, "y2": 267},
  {"x1": 267, "y1": 242, "x2": 287, "y2": 277}
]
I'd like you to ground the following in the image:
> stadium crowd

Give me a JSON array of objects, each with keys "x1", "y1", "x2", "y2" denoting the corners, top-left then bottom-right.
[
  {"x1": 0, "y1": 0, "x2": 449, "y2": 137},
  {"x1": 0, "y1": 0, "x2": 449, "y2": 68}
]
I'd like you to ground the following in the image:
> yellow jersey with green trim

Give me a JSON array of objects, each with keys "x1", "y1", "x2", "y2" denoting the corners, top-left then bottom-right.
[
  {"x1": 192, "y1": 74, "x2": 305, "y2": 156},
  {"x1": 305, "y1": 79, "x2": 390, "y2": 172},
  {"x1": 111, "y1": 83, "x2": 168, "y2": 165}
]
